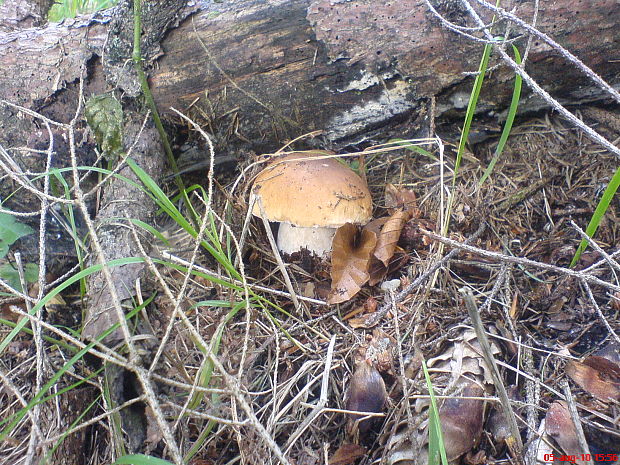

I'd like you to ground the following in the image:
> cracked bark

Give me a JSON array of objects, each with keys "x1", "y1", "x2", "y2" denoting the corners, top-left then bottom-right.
[{"x1": 0, "y1": 0, "x2": 617, "y2": 155}]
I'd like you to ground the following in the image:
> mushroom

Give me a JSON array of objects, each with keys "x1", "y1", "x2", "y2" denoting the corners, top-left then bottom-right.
[{"x1": 251, "y1": 151, "x2": 372, "y2": 256}]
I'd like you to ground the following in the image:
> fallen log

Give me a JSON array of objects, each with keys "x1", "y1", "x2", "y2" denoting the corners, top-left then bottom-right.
[{"x1": 0, "y1": 0, "x2": 618, "y2": 155}]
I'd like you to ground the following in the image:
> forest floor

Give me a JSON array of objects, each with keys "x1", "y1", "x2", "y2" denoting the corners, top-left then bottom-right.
[{"x1": 1, "y1": 104, "x2": 620, "y2": 464}]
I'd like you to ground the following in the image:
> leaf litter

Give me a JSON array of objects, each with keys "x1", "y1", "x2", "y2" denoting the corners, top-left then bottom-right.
[{"x1": 4, "y1": 110, "x2": 620, "y2": 464}]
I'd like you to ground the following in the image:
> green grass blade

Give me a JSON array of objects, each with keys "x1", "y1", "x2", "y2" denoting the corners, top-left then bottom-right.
[
  {"x1": 50, "y1": 168, "x2": 88, "y2": 295},
  {"x1": 479, "y1": 44, "x2": 522, "y2": 186},
  {"x1": 0, "y1": 369, "x2": 101, "y2": 430},
  {"x1": 454, "y1": 44, "x2": 492, "y2": 181},
  {"x1": 570, "y1": 165, "x2": 620, "y2": 267},
  {"x1": 40, "y1": 394, "x2": 101, "y2": 465},
  {"x1": 422, "y1": 360, "x2": 449, "y2": 465},
  {"x1": 0, "y1": 296, "x2": 148, "y2": 442},
  {"x1": 388, "y1": 139, "x2": 438, "y2": 161},
  {"x1": 151, "y1": 259, "x2": 243, "y2": 292},
  {"x1": 0, "y1": 318, "x2": 77, "y2": 352},
  {"x1": 125, "y1": 158, "x2": 193, "y2": 232},
  {"x1": 0, "y1": 256, "x2": 148, "y2": 356},
  {"x1": 188, "y1": 300, "x2": 246, "y2": 410},
  {"x1": 442, "y1": 41, "x2": 493, "y2": 235},
  {"x1": 113, "y1": 454, "x2": 175, "y2": 465},
  {"x1": 125, "y1": 158, "x2": 241, "y2": 280},
  {"x1": 184, "y1": 419, "x2": 216, "y2": 462}
]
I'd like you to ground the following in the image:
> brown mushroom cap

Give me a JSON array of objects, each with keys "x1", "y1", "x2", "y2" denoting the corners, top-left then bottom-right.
[{"x1": 251, "y1": 152, "x2": 372, "y2": 228}]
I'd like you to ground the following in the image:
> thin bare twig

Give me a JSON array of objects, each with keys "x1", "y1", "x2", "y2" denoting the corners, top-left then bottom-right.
[
  {"x1": 580, "y1": 279, "x2": 620, "y2": 344},
  {"x1": 562, "y1": 381, "x2": 593, "y2": 465},
  {"x1": 457, "y1": 0, "x2": 620, "y2": 161},
  {"x1": 284, "y1": 335, "x2": 336, "y2": 454},
  {"x1": 370, "y1": 221, "x2": 487, "y2": 327},
  {"x1": 523, "y1": 347, "x2": 540, "y2": 465},
  {"x1": 422, "y1": 229, "x2": 620, "y2": 293},
  {"x1": 469, "y1": 0, "x2": 620, "y2": 104},
  {"x1": 570, "y1": 220, "x2": 620, "y2": 279},
  {"x1": 257, "y1": 197, "x2": 302, "y2": 312}
]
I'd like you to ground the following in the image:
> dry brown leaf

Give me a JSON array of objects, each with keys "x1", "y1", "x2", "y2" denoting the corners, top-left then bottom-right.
[
  {"x1": 364, "y1": 212, "x2": 410, "y2": 286},
  {"x1": 363, "y1": 217, "x2": 388, "y2": 236},
  {"x1": 348, "y1": 313, "x2": 378, "y2": 329},
  {"x1": 367, "y1": 258, "x2": 388, "y2": 287},
  {"x1": 373, "y1": 210, "x2": 411, "y2": 266},
  {"x1": 385, "y1": 183, "x2": 419, "y2": 215},
  {"x1": 328, "y1": 443, "x2": 367, "y2": 465},
  {"x1": 398, "y1": 217, "x2": 435, "y2": 250},
  {"x1": 565, "y1": 356, "x2": 620, "y2": 402},
  {"x1": 328, "y1": 223, "x2": 377, "y2": 304},
  {"x1": 344, "y1": 297, "x2": 377, "y2": 328},
  {"x1": 368, "y1": 252, "x2": 411, "y2": 286},
  {"x1": 545, "y1": 401, "x2": 587, "y2": 463},
  {"x1": 343, "y1": 297, "x2": 377, "y2": 320},
  {"x1": 1, "y1": 303, "x2": 24, "y2": 322}
]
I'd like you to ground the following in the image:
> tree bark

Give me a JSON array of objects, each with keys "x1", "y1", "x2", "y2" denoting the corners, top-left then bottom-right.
[
  {"x1": 0, "y1": 0, "x2": 618, "y2": 154},
  {"x1": 0, "y1": 0, "x2": 55, "y2": 32}
]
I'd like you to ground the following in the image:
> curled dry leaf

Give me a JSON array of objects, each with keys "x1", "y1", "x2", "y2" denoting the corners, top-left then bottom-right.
[
  {"x1": 369, "y1": 253, "x2": 410, "y2": 287},
  {"x1": 363, "y1": 217, "x2": 388, "y2": 286},
  {"x1": 346, "y1": 360, "x2": 387, "y2": 435},
  {"x1": 365, "y1": 212, "x2": 411, "y2": 286},
  {"x1": 565, "y1": 356, "x2": 620, "y2": 402},
  {"x1": 464, "y1": 450, "x2": 487, "y2": 465},
  {"x1": 329, "y1": 443, "x2": 367, "y2": 465},
  {"x1": 329, "y1": 223, "x2": 377, "y2": 304},
  {"x1": 373, "y1": 210, "x2": 412, "y2": 267},
  {"x1": 367, "y1": 258, "x2": 388, "y2": 287}
]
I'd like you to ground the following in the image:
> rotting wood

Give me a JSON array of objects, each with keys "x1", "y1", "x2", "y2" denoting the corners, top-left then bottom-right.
[
  {"x1": 0, "y1": 0, "x2": 55, "y2": 32},
  {"x1": 0, "y1": 0, "x2": 618, "y2": 155}
]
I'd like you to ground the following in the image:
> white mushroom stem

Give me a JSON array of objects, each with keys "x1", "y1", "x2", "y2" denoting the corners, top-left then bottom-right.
[{"x1": 277, "y1": 223, "x2": 337, "y2": 256}]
